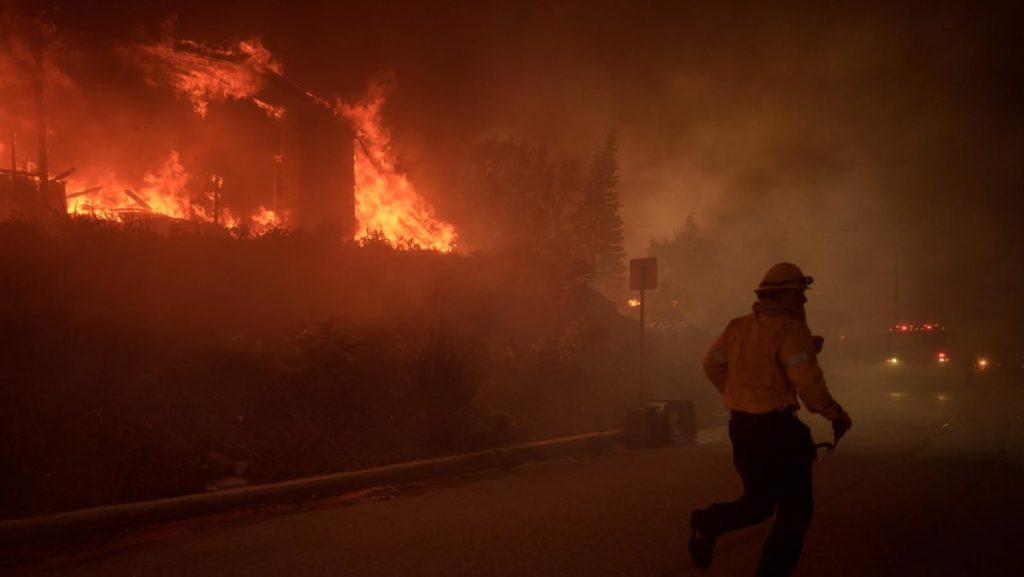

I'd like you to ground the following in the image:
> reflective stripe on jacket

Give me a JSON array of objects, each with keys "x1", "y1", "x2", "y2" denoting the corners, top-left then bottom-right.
[{"x1": 702, "y1": 305, "x2": 841, "y2": 420}]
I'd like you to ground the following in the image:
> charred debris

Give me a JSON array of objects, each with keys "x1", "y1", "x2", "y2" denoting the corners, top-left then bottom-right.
[{"x1": 2, "y1": 40, "x2": 356, "y2": 235}]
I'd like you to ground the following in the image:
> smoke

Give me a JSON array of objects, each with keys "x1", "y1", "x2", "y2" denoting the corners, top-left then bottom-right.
[{"x1": 9, "y1": 0, "x2": 1024, "y2": 341}]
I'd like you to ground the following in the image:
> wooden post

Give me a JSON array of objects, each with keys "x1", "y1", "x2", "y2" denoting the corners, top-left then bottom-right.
[
  {"x1": 35, "y1": 44, "x2": 48, "y2": 200},
  {"x1": 629, "y1": 257, "x2": 658, "y2": 399},
  {"x1": 213, "y1": 177, "x2": 222, "y2": 225},
  {"x1": 640, "y1": 286, "x2": 646, "y2": 393}
]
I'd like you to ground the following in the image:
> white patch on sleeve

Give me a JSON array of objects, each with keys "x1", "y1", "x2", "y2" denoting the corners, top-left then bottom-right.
[{"x1": 785, "y1": 351, "x2": 810, "y2": 367}]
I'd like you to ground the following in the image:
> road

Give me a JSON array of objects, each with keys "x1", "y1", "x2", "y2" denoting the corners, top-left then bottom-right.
[{"x1": 7, "y1": 362, "x2": 1024, "y2": 576}]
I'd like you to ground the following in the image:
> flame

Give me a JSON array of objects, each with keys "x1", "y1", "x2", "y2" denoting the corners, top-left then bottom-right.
[
  {"x1": 136, "y1": 38, "x2": 282, "y2": 118},
  {"x1": 23, "y1": 34, "x2": 454, "y2": 251},
  {"x1": 250, "y1": 206, "x2": 284, "y2": 231},
  {"x1": 336, "y1": 80, "x2": 456, "y2": 252},
  {"x1": 67, "y1": 151, "x2": 191, "y2": 219},
  {"x1": 66, "y1": 152, "x2": 257, "y2": 229}
]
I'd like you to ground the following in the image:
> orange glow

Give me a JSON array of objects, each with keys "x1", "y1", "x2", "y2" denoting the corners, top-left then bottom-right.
[
  {"x1": 66, "y1": 152, "x2": 275, "y2": 229},
  {"x1": 892, "y1": 323, "x2": 944, "y2": 333},
  {"x1": 627, "y1": 297, "x2": 641, "y2": 308},
  {"x1": 67, "y1": 151, "x2": 191, "y2": 220},
  {"x1": 42, "y1": 37, "x2": 455, "y2": 251},
  {"x1": 138, "y1": 39, "x2": 283, "y2": 118},
  {"x1": 250, "y1": 206, "x2": 284, "y2": 231},
  {"x1": 336, "y1": 80, "x2": 457, "y2": 252}
]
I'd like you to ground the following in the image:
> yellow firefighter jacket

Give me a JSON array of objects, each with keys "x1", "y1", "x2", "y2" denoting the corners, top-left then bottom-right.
[{"x1": 702, "y1": 300, "x2": 842, "y2": 420}]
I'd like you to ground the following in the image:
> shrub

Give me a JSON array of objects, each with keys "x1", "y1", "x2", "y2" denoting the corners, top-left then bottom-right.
[{"x1": 403, "y1": 326, "x2": 482, "y2": 448}]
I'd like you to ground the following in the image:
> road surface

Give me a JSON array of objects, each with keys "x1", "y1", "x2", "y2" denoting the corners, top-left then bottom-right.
[{"x1": 7, "y1": 362, "x2": 1023, "y2": 576}]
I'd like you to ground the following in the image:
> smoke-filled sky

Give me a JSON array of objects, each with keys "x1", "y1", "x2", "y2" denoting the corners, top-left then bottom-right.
[{"x1": 6, "y1": 0, "x2": 1024, "y2": 341}]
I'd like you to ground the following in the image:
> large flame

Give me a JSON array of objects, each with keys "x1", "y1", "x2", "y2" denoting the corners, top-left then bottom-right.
[
  {"x1": 9, "y1": 34, "x2": 453, "y2": 249},
  {"x1": 337, "y1": 81, "x2": 457, "y2": 252},
  {"x1": 137, "y1": 38, "x2": 456, "y2": 250},
  {"x1": 66, "y1": 151, "x2": 282, "y2": 232},
  {"x1": 67, "y1": 151, "x2": 191, "y2": 219},
  {"x1": 136, "y1": 39, "x2": 282, "y2": 118}
]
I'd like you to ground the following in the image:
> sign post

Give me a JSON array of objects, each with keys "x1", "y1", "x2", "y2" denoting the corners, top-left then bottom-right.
[{"x1": 629, "y1": 257, "x2": 658, "y2": 391}]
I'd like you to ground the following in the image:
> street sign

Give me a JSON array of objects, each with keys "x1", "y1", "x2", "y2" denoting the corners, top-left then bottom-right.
[
  {"x1": 629, "y1": 257, "x2": 657, "y2": 394},
  {"x1": 630, "y1": 257, "x2": 657, "y2": 290}
]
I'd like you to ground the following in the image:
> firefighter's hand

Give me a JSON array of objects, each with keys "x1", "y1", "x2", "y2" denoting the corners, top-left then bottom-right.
[
  {"x1": 832, "y1": 410, "x2": 852, "y2": 441},
  {"x1": 812, "y1": 335, "x2": 825, "y2": 354}
]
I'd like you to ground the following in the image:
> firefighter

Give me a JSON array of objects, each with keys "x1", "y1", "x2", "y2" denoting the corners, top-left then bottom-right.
[{"x1": 688, "y1": 262, "x2": 852, "y2": 576}]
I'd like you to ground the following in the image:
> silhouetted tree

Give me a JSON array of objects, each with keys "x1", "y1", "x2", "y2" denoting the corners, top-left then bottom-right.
[
  {"x1": 647, "y1": 211, "x2": 719, "y2": 320},
  {"x1": 578, "y1": 131, "x2": 626, "y2": 284},
  {"x1": 470, "y1": 138, "x2": 582, "y2": 252}
]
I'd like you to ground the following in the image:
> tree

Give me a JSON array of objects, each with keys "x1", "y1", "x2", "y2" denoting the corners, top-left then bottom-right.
[
  {"x1": 578, "y1": 131, "x2": 626, "y2": 285},
  {"x1": 470, "y1": 138, "x2": 582, "y2": 252},
  {"x1": 647, "y1": 211, "x2": 719, "y2": 321}
]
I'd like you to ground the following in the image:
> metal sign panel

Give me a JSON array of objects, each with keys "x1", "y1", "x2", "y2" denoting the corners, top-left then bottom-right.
[{"x1": 629, "y1": 257, "x2": 657, "y2": 290}]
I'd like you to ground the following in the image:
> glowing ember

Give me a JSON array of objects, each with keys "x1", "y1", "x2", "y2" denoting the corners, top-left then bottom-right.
[
  {"x1": 336, "y1": 80, "x2": 457, "y2": 252},
  {"x1": 627, "y1": 297, "x2": 641, "y2": 308}
]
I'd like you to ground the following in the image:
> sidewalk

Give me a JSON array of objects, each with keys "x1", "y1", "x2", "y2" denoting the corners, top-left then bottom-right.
[
  {"x1": 1, "y1": 411, "x2": 727, "y2": 547},
  {"x1": 0, "y1": 430, "x2": 626, "y2": 547}
]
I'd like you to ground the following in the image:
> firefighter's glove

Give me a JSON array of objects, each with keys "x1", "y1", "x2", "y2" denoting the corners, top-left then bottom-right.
[
  {"x1": 832, "y1": 410, "x2": 852, "y2": 442},
  {"x1": 812, "y1": 335, "x2": 825, "y2": 354}
]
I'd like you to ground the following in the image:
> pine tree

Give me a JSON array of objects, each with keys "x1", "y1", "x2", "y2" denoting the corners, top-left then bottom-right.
[{"x1": 578, "y1": 131, "x2": 626, "y2": 283}]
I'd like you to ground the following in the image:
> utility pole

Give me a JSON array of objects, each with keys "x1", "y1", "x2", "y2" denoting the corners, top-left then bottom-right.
[
  {"x1": 34, "y1": 44, "x2": 48, "y2": 201},
  {"x1": 211, "y1": 175, "x2": 223, "y2": 225},
  {"x1": 629, "y1": 257, "x2": 658, "y2": 397},
  {"x1": 893, "y1": 246, "x2": 900, "y2": 323}
]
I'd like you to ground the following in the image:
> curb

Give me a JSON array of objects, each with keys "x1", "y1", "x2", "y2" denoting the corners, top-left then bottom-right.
[{"x1": 0, "y1": 429, "x2": 627, "y2": 547}]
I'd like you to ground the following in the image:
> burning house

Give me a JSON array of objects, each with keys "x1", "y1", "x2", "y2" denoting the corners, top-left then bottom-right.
[
  {"x1": 140, "y1": 39, "x2": 358, "y2": 235},
  {"x1": 53, "y1": 40, "x2": 358, "y2": 237},
  {"x1": 2, "y1": 31, "x2": 454, "y2": 250}
]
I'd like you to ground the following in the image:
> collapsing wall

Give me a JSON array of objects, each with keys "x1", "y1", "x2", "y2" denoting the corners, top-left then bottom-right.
[
  {"x1": 280, "y1": 101, "x2": 355, "y2": 236},
  {"x1": 256, "y1": 68, "x2": 355, "y2": 238}
]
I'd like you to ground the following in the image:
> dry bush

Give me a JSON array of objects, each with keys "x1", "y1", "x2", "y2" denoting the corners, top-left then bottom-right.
[
  {"x1": 402, "y1": 326, "x2": 482, "y2": 448},
  {"x1": 0, "y1": 218, "x2": 648, "y2": 518}
]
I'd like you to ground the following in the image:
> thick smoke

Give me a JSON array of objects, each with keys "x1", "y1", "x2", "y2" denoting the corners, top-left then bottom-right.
[{"x1": 12, "y1": 0, "x2": 1024, "y2": 345}]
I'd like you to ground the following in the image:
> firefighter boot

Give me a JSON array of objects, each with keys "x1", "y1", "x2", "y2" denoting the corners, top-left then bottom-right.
[{"x1": 688, "y1": 509, "x2": 719, "y2": 570}]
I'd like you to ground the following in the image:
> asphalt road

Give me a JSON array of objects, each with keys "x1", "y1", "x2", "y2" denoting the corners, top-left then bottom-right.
[{"x1": 8, "y1": 362, "x2": 1024, "y2": 576}]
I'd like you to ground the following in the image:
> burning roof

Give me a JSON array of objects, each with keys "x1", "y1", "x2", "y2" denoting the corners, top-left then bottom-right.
[{"x1": 3, "y1": 26, "x2": 457, "y2": 251}]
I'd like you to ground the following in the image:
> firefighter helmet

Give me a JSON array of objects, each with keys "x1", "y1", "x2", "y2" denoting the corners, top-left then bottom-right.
[{"x1": 756, "y1": 262, "x2": 813, "y2": 292}]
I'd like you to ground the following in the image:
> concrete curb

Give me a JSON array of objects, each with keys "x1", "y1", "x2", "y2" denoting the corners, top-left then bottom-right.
[{"x1": 0, "y1": 429, "x2": 627, "y2": 547}]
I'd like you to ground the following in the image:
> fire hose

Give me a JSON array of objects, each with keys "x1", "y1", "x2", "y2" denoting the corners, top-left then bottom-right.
[{"x1": 815, "y1": 423, "x2": 849, "y2": 457}]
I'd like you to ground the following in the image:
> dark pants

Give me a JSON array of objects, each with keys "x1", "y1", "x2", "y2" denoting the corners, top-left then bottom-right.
[{"x1": 693, "y1": 410, "x2": 816, "y2": 577}]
